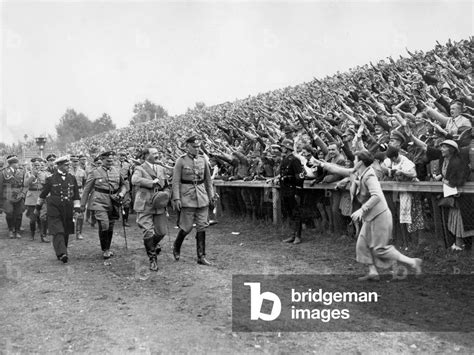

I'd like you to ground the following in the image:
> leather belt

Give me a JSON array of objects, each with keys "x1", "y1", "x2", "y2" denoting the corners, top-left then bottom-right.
[
  {"x1": 181, "y1": 179, "x2": 204, "y2": 185},
  {"x1": 29, "y1": 188, "x2": 40, "y2": 191},
  {"x1": 95, "y1": 187, "x2": 119, "y2": 194}
]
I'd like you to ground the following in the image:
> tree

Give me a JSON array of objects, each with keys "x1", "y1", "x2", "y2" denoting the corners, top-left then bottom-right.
[
  {"x1": 56, "y1": 109, "x2": 93, "y2": 148},
  {"x1": 92, "y1": 113, "x2": 116, "y2": 134},
  {"x1": 129, "y1": 99, "x2": 168, "y2": 125},
  {"x1": 187, "y1": 101, "x2": 206, "y2": 113}
]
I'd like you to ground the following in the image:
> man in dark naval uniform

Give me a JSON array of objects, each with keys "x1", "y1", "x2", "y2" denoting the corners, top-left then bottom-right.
[
  {"x1": 172, "y1": 136, "x2": 216, "y2": 265},
  {"x1": 0, "y1": 155, "x2": 27, "y2": 239},
  {"x1": 81, "y1": 151, "x2": 126, "y2": 259},
  {"x1": 278, "y1": 139, "x2": 304, "y2": 244},
  {"x1": 35, "y1": 156, "x2": 80, "y2": 263}
]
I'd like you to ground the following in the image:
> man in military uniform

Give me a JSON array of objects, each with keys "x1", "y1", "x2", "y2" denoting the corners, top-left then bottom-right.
[
  {"x1": 0, "y1": 155, "x2": 27, "y2": 238},
  {"x1": 81, "y1": 151, "x2": 126, "y2": 259},
  {"x1": 118, "y1": 151, "x2": 132, "y2": 226},
  {"x1": 24, "y1": 157, "x2": 50, "y2": 242},
  {"x1": 172, "y1": 136, "x2": 216, "y2": 266},
  {"x1": 70, "y1": 155, "x2": 87, "y2": 240},
  {"x1": 35, "y1": 156, "x2": 80, "y2": 263},
  {"x1": 45, "y1": 154, "x2": 57, "y2": 175},
  {"x1": 278, "y1": 139, "x2": 305, "y2": 244},
  {"x1": 131, "y1": 147, "x2": 170, "y2": 271}
]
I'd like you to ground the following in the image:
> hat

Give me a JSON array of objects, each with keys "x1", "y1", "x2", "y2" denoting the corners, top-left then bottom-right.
[
  {"x1": 30, "y1": 157, "x2": 43, "y2": 163},
  {"x1": 185, "y1": 136, "x2": 200, "y2": 145},
  {"x1": 6, "y1": 155, "x2": 19, "y2": 164},
  {"x1": 46, "y1": 154, "x2": 57, "y2": 161},
  {"x1": 270, "y1": 144, "x2": 282, "y2": 152},
  {"x1": 70, "y1": 155, "x2": 79, "y2": 162},
  {"x1": 93, "y1": 156, "x2": 102, "y2": 163},
  {"x1": 54, "y1": 156, "x2": 70, "y2": 165},
  {"x1": 440, "y1": 82, "x2": 451, "y2": 92},
  {"x1": 151, "y1": 191, "x2": 170, "y2": 209},
  {"x1": 99, "y1": 151, "x2": 115, "y2": 160},
  {"x1": 280, "y1": 139, "x2": 294, "y2": 150},
  {"x1": 389, "y1": 130, "x2": 406, "y2": 144},
  {"x1": 440, "y1": 139, "x2": 459, "y2": 151}
]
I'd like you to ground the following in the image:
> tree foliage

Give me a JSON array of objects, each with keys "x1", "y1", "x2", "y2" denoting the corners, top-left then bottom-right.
[
  {"x1": 93, "y1": 113, "x2": 116, "y2": 134},
  {"x1": 129, "y1": 99, "x2": 168, "y2": 125},
  {"x1": 56, "y1": 109, "x2": 116, "y2": 148}
]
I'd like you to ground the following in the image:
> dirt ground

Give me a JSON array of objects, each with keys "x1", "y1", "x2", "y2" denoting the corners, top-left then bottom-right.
[{"x1": 1, "y1": 212, "x2": 473, "y2": 354}]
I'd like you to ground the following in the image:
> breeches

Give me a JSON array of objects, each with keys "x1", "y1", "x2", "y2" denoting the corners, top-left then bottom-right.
[
  {"x1": 178, "y1": 207, "x2": 209, "y2": 233},
  {"x1": 136, "y1": 212, "x2": 168, "y2": 239}
]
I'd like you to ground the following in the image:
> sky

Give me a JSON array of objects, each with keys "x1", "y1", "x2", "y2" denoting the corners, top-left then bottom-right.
[{"x1": 1, "y1": 0, "x2": 472, "y2": 144}]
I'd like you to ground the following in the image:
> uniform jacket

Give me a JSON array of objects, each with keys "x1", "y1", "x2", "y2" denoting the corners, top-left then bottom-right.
[
  {"x1": 172, "y1": 154, "x2": 214, "y2": 208},
  {"x1": 39, "y1": 172, "x2": 80, "y2": 235},
  {"x1": 350, "y1": 166, "x2": 388, "y2": 222},
  {"x1": 70, "y1": 167, "x2": 87, "y2": 191},
  {"x1": 0, "y1": 167, "x2": 27, "y2": 205},
  {"x1": 81, "y1": 166, "x2": 126, "y2": 211},
  {"x1": 24, "y1": 170, "x2": 49, "y2": 206},
  {"x1": 279, "y1": 153, "x2": 304, "y2": 189},
  {"x1": 131, "y1": 162, "x2": 169, "y2": 214}
]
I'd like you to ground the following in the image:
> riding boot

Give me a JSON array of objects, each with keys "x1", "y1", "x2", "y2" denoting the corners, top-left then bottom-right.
[
  {"x1": 30, "y1": 221, "x2": 36, "y2": 240},
  {"x1": 144, "y1": 237, "x2": 158, "y2": 271},
  {"x1": 196, "y1": 231, "x2": 212, "y2": 266},
  {"x1": 152, "y1": 234, "x2": 163, "y2": 255},
  {"x1": 173, "y1": 229, "x2": 188, "y2": 261},
  {"x1": 40, "y1": 220, "x2": 50, "y2": 243},
  {"x1": 99, "y1": 230, "x2": 108, "y2": 252},
  {"x1": 123, "y1": 208, "x2": 130, "y2": 227}
]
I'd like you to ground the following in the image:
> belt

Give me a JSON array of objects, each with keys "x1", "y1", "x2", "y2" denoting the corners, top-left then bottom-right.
[
  {"x1": 29, "y1": 188, "x2": 40, "y2": 191},
  {"x1": 181, "y1": 179, "x2": 204, "y2": 185},
  {"x1": 95, "y1": 187, "x2": 119, "y2": 194}
]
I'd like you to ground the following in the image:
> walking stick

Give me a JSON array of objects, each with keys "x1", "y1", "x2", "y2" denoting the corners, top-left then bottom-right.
[{"x1": 120, "y1": 203, "x2": 128, "y2": 250}]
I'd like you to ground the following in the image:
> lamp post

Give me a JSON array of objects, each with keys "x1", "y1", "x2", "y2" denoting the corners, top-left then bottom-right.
[{"x1": 35, "y1": 137, "x2": 47, "y2": 159}]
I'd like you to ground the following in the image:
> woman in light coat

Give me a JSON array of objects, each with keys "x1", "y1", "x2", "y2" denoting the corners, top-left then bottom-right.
[{"x1": 315, "y1": 150, "x2": 422, "y2": 281}]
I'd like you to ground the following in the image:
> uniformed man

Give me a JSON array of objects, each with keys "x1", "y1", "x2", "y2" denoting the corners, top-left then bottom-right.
[
  {"x1": 118, "y1": 151, "x2": 132, "y2": 226},
  {"x1": 278, "y1": 139, "x2": 305, "y2": 244},
  {"x1": 45, "y1": 154, "x2": 57, "y2": 175},
  {"x1": 24, "y1": 157, "x2": 50, "y2": 242},
  {"x1": 131, "y1": 147, "x2": 170, "y2": 271},
  {"x1": 0, "y1": 155, "x2": 27, "y2": 238},
  {"x1": 79, "y1": 155, "x2": 89, "y2": 172},
  {"x1": 81, "y1": 151, "x2": 126, "y2": 259},
  {"x1": 172, "y1": 136, "x2": 216, "y2": 266},
  {"x1": 35, "y1": 156, "x2": 80, "y2": 263},
  {"x1": 70, "y1": 155, "x2": 87, "y2": 240}
]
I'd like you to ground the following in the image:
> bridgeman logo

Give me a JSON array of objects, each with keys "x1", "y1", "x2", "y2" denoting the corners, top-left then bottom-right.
[{"x1": 244, "y1": 282, "x2": 281, "y2": 321}]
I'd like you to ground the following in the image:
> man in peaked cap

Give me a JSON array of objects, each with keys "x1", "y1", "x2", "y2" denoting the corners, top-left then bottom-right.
[
  {"x1": 172, "y1": 135, "x2": 217, "y2": 265},
  {"x1": 24, "y1": 157, "x2": 49, "y2": 242},
  {"x1": 35, "y1": 156, "x2": 80, "y2": 263},
  {"x1": 45, "y1": 154, "x2": 57, "y2": 175},
  {"x1": 81, "y1": 151, "x2": 127, "y2": 259},
  {"x1": 131, "y1": 147, "x2": 171, "y2": 271},
  {"x1": 70, "y1": 155, "x2": 87, "y2": 240},
  {"x1": 277, "y1": 139, "x2": 305, "y2": 244},
  {"x1": 0, "y1": 155, "x2": 27, "y2": 239}
]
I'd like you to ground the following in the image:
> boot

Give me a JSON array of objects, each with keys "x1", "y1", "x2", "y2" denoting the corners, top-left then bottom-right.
[
  {"x1": 282, "y1": 233, "x2": 296, "y2": 243},
  {"x1": 40, "y1": 221, "x2": 49, "y2": 242},
  {"x1": 153, "y1": 235, "x2": 163, "y2": 255},
  {"x1": 30, "y1": 221, "x2": 36, "y2": 240},
  {"x1": 196, "y1": 231, "x2": 212, "y2": 266},
  {"x1": 173, "y1": 229, "x2": 187, "y2": 261},
  {"x1": 144, "y1": 237, "x2": 158, "y2": 271},
  {"x1": 107, "y1": 230, "x2": 114, "y2": 256},
  {"x1": 123, "y1": 208, "x2": 130, "y2": 227},
  {"x1": 99, "y1": 230, "x2": 108, "y2": 253}
]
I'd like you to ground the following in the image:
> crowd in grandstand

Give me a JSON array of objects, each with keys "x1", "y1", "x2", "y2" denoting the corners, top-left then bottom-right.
[{"x1": 3, "y1": 38, "x2": 471, "y2": 252}]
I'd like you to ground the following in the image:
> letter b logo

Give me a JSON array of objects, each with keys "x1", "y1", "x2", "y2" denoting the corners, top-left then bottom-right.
[{"x1": 244, "y1": 282, "x2": 281, "y2": 321}]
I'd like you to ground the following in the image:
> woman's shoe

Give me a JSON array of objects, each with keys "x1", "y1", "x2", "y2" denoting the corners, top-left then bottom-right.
[{"x1": 357, "y1": 273, "x2": 380, "y2": 281}]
